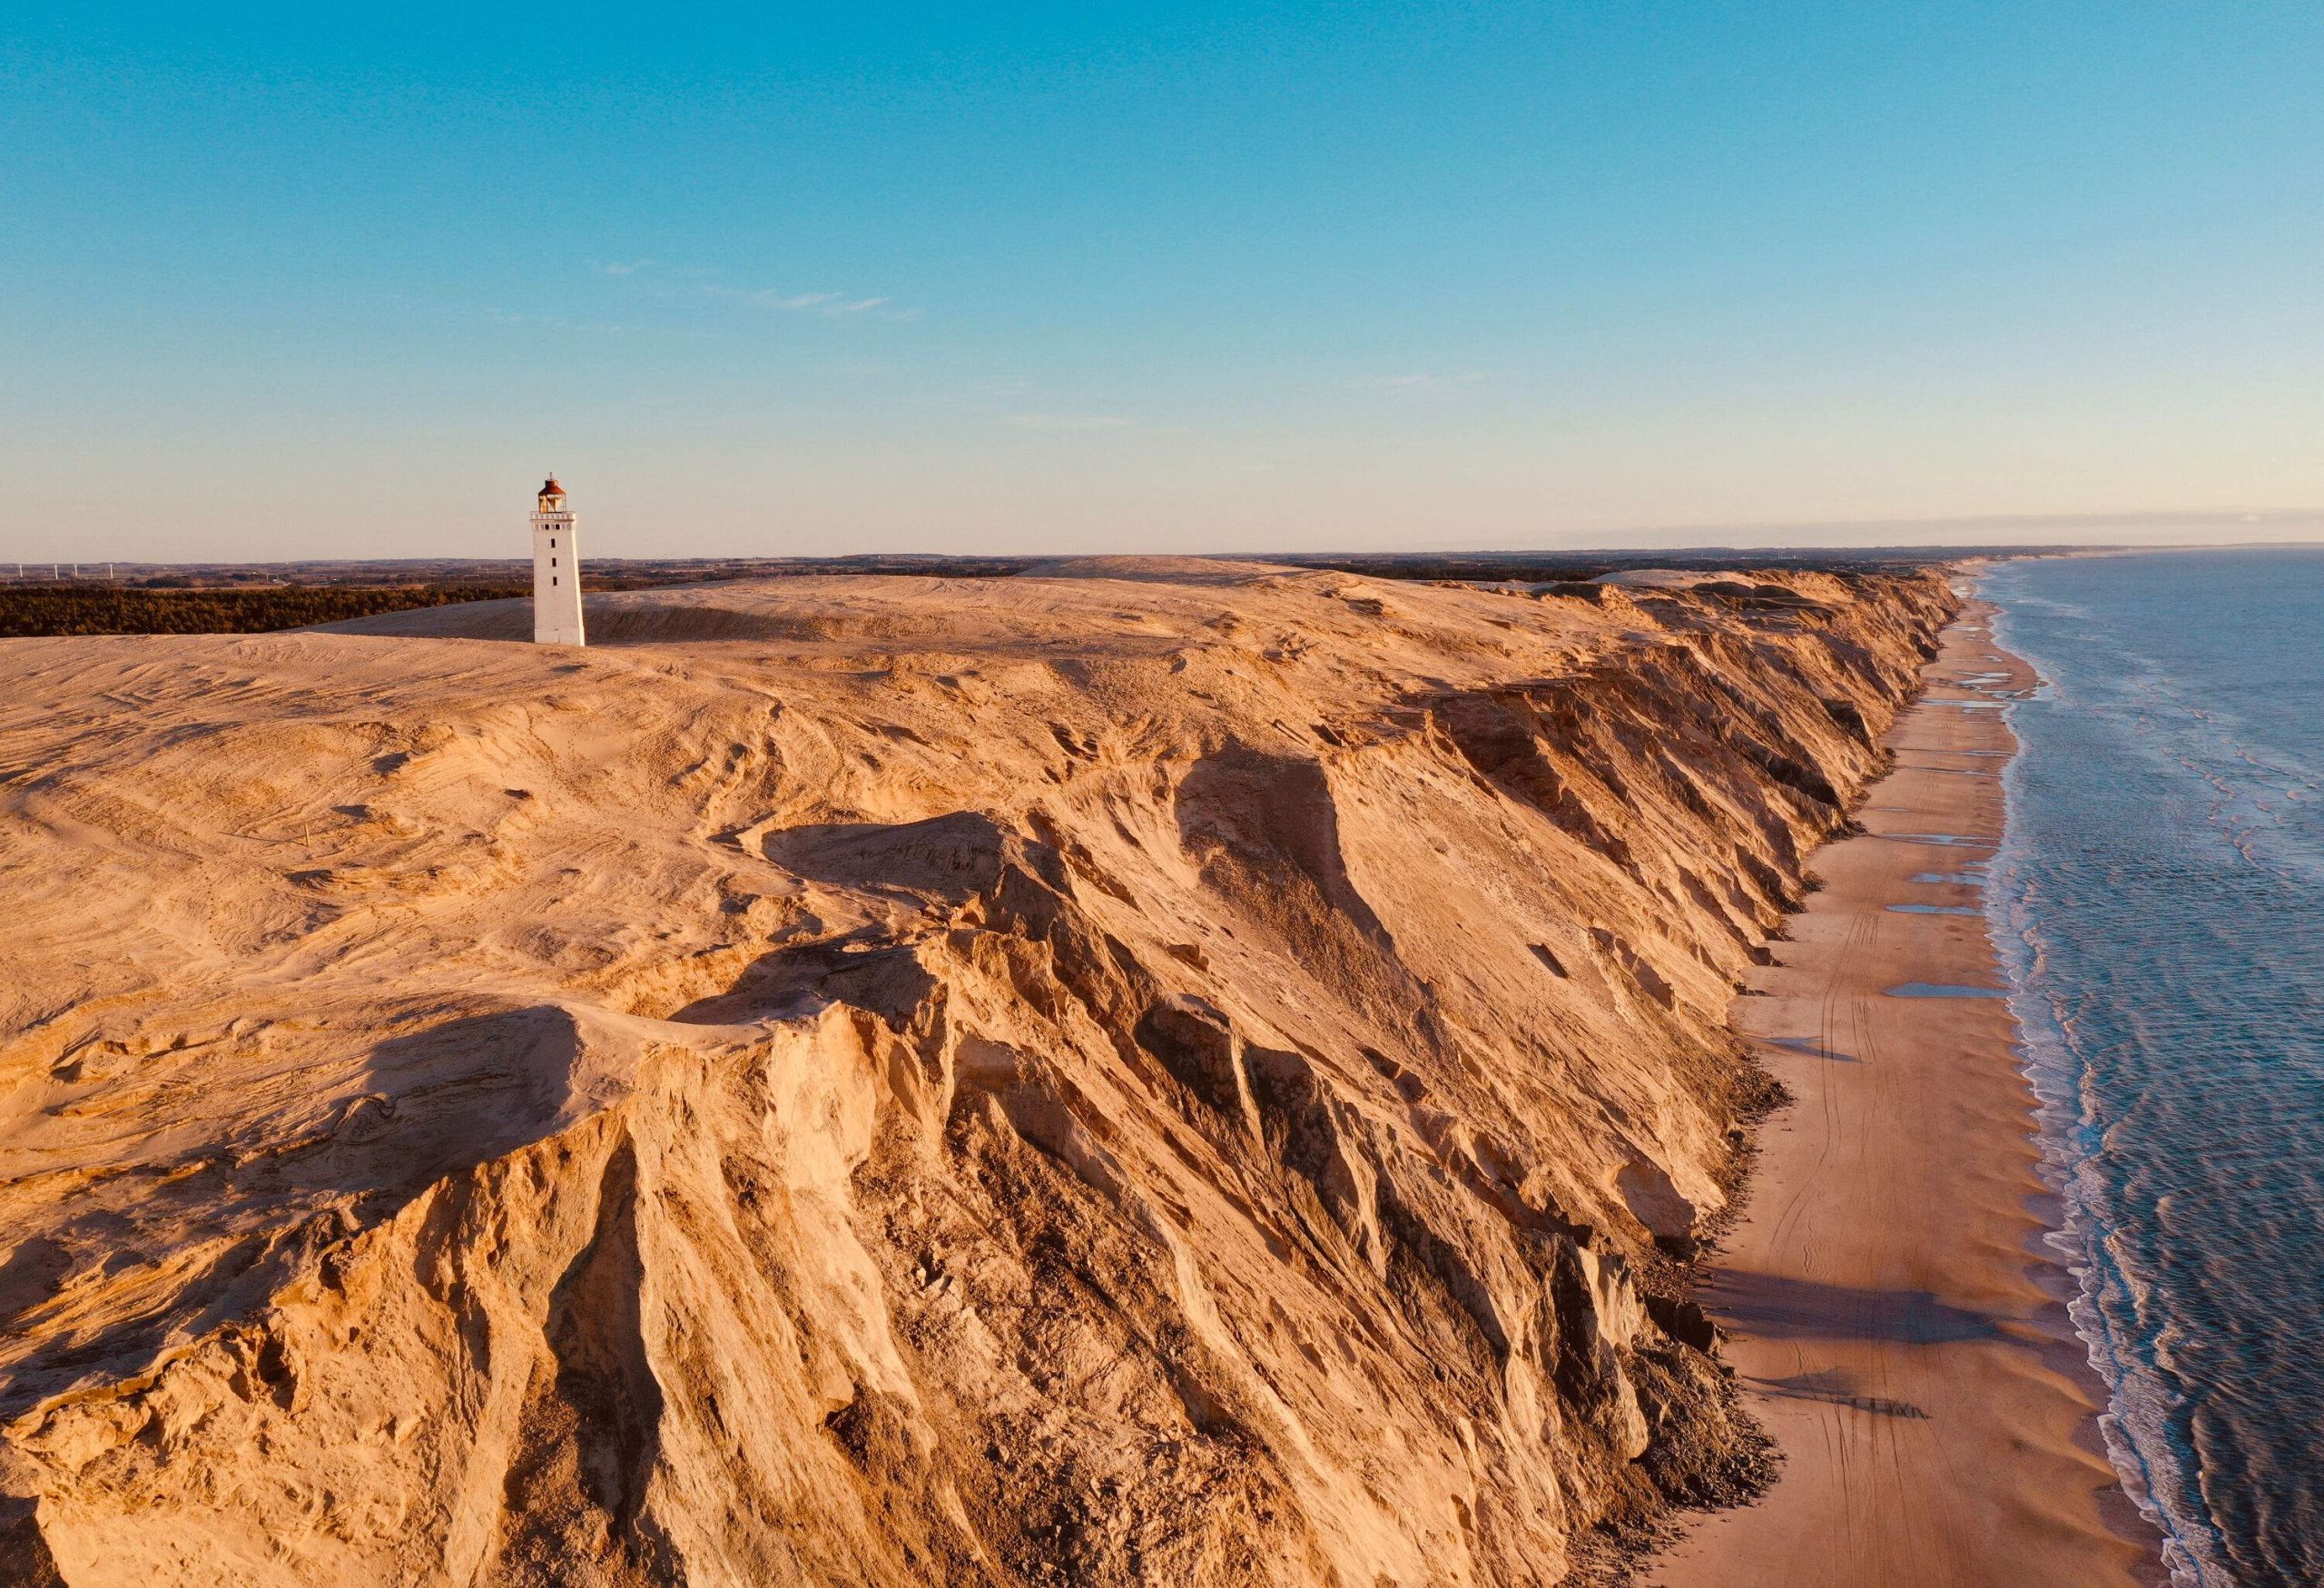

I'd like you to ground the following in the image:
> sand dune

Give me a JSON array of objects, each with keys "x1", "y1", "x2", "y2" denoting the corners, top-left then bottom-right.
[{"x1": 0, "y1": 562, "x2": 1947, "y2": 1585}]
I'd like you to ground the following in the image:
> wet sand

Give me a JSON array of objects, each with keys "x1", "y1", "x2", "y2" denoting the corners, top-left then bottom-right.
[{"x1": 1652, "y1": 595, "x2": 2163, "y2": 1588}]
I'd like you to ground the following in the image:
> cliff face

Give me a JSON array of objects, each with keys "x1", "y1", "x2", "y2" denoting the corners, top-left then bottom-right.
[{"x1": 0, "y1": 563, "x2": 1950, "y2": 1586}]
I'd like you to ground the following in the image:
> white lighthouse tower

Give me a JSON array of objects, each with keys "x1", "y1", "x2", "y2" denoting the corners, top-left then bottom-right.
[{"x1": 529, "y1": 476, "x2": 586, "y2": 646}]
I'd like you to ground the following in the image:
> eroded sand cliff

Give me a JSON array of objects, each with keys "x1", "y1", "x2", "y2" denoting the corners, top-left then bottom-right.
[{"x1": 0, "y1": 560, "x2": 1949, "y2": 1586}]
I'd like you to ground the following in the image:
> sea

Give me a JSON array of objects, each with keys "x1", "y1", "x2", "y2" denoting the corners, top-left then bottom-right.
[{"x1": 1983, "y1": 547, "x2": 2324, "y2": 1587}]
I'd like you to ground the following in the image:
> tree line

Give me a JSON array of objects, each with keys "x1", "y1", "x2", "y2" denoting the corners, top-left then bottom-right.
[{"x1": 0, "y1": 585, "x2": 528, "y2": 637}]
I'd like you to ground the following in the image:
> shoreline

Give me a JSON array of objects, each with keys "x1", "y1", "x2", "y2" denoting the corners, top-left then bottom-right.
[
  {"x1": 1984, "y1": 575, "x2": 2189, "y2": 1586},
  {"x1": 1649, "y1": 587, "x2": 2165, "y2": 1587}
]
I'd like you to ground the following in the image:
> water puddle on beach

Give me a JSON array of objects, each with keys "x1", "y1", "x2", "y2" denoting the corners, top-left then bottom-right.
[
  {"x1": 1886, "y1": 904, "x2": 1982, "y2": 915},
  {"x1": 1886, "y1": 981, "x2": 2007, "y2": 999},
  {"x1": 1890, "y1": 833, "x2": 1991, "y2": 846},
  {"x1": 1910, "y1": 871, "x2": 1985, "y2": 884}
]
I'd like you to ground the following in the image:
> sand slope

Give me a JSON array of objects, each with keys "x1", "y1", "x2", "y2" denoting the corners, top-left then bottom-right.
[{"x1": 0, "y1": 562, "x2": 1946, "y2": 1585}]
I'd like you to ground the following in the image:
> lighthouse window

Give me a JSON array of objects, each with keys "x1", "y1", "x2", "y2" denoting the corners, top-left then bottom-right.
[{"x1": 552, "y1": 576, "x2": 558, "y2": 586}]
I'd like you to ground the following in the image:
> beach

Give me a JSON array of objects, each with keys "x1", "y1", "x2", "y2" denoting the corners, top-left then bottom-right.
[{"x1": 1651, "y1": 590, "x2": 2160, "y2": 1586}]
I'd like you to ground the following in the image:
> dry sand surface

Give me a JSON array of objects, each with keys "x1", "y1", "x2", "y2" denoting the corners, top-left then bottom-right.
[
  {"x1": 1, "y1": 560, "x2": 1950, "y2": 1586},
  {"x1": 1650, "y1": 592, "x2": 2161, "y2": 1588}
]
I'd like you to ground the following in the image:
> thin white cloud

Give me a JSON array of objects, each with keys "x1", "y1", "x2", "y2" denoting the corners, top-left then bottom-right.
[
  {"x1": 1007, "y1": 413, "x2": 1134, "y2": 432},
  {"x1": 590, "y1": 260, "x2": 915, "y2": 321},
  {"x1": 596, "y1": 261, "x2": 917, "y2": 319},
  {"x1": 486, "y1": 309, "x2": 630, "y2": 333},
  {"x1": 1358, "y1": 370, "x2": 1492, "y2": 392},
  {"x1": 702, "y1": 280, "x2": 911, "y2": 319}
]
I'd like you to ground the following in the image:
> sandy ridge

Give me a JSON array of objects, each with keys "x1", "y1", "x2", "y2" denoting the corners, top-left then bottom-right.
[{"x1": 2, "y1": 562, "x2": 1948, "y2": 1585}]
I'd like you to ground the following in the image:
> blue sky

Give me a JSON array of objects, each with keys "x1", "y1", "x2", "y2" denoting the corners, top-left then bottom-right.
[{"x1": 6, "y1": 2, "x2": 2324, "y2": 560}]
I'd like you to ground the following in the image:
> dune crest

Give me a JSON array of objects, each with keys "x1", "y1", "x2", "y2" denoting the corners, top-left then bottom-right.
[{"x1": 0, "y1": 563, "x2": 1948, "y2": 1585}]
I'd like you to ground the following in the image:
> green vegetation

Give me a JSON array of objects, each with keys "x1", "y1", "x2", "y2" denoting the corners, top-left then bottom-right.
[{"x1": 0, "y1": 585, "x2": 528, "y2": 638}]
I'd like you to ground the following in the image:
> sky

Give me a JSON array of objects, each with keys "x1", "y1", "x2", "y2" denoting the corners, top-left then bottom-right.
[{"x1": 5, "y1": 1, "x2": 2324, "y2": 562}]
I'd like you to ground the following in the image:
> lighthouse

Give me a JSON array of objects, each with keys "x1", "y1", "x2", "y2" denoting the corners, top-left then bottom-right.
[{"x1": 529, "y1": 477, "x2": 586, "y2": 646}]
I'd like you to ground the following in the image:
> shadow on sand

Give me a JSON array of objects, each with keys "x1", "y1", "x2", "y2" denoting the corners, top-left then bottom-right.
[{"x1": 1703, "y1": 1271, "x2": 2003, "y2": 1345}]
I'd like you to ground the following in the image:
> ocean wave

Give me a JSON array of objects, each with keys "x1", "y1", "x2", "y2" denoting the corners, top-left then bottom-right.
[
  {"x1": 1984, "y1": 575, "x2": 2240, "y2": 1588},
  {"x1": 1985, "y1": 551, "x2": 2324, "y2": 1585}
]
